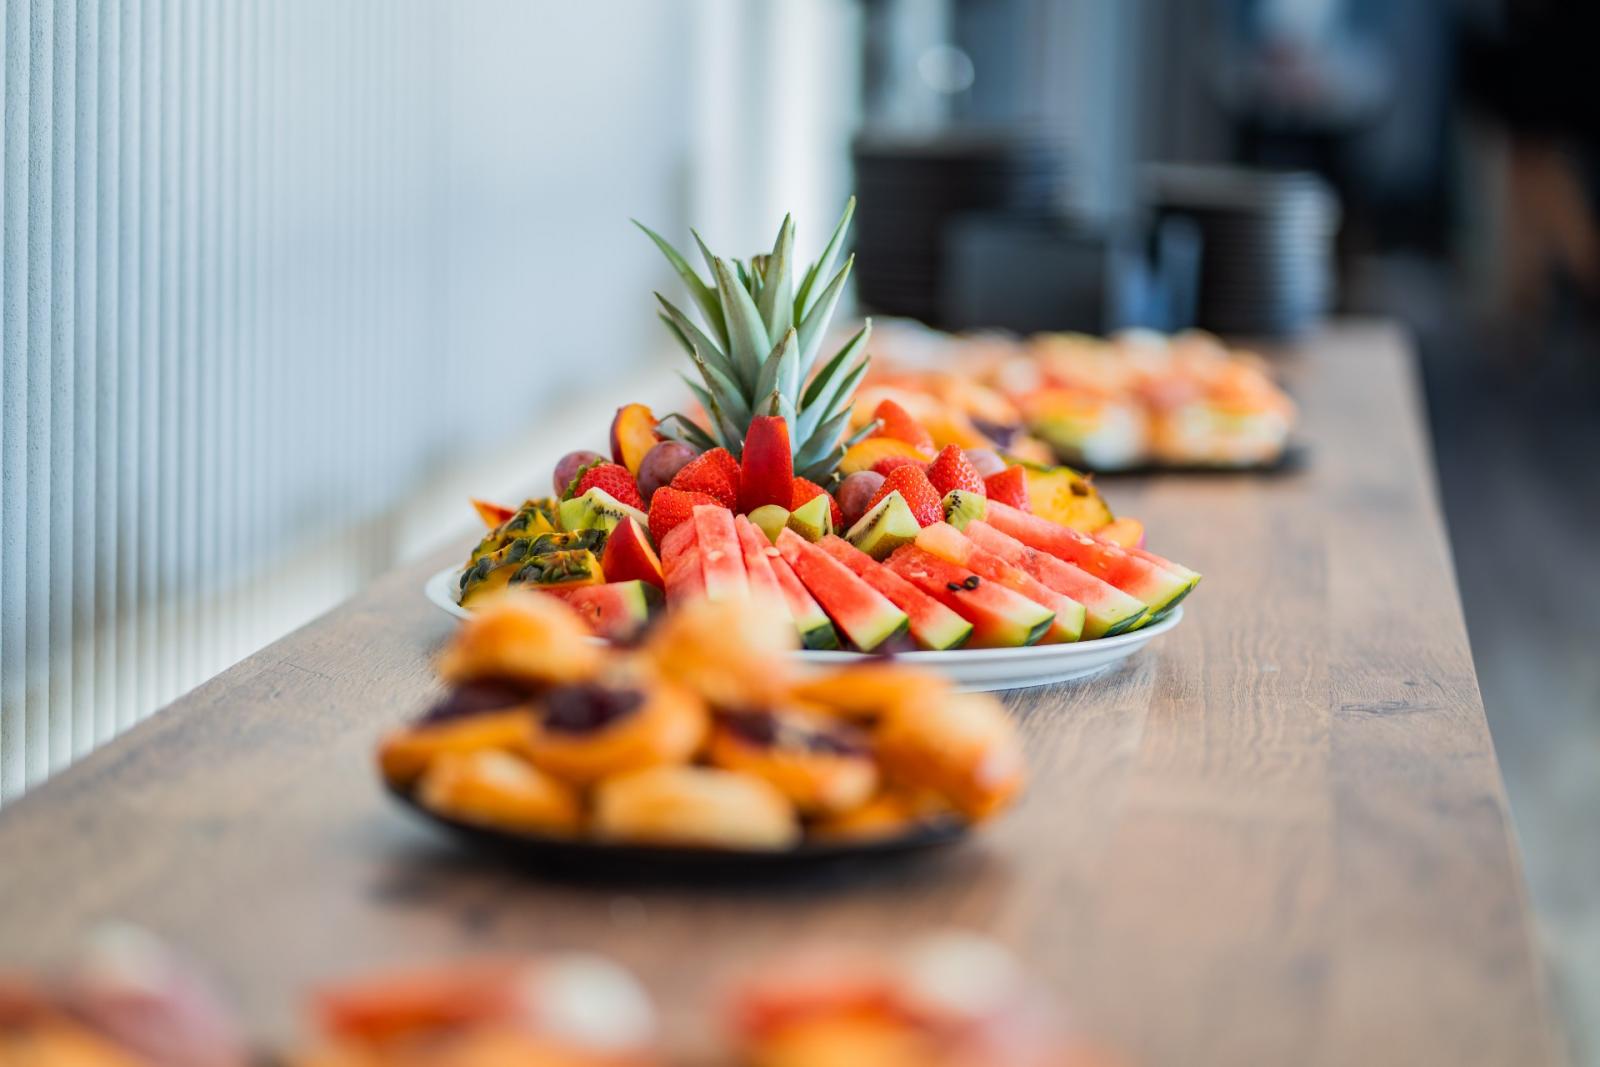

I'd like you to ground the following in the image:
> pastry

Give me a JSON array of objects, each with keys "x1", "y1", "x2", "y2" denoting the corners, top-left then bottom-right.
[
  {"x1": 706, "y1": 709, "x2": 877, "y2": 816},
  {"x1": 417, "y1": 751, "x2": 582, "y2": 837},
  {"x1": 378, "y1": 703, "x2": 534, "y2": 787},
  {"x1": 519, "y1": 664, "x2": 708, "y2": 786},
  {"x1": 807, "y1": 788, "x2": 951, "y2": 841},
  {"x1": 436, "y1": 591, "x2": 602, "y2": 687},
  {"x1": 592, "y1": 766, "x2": 800, "y2": 850},
  {"x1": 644, "y1": 597, "x2": 796, "y2": 709},
  {"x1": 786, "y1": 663, "x2": 951, "y2": 725},
  {"x1": 873, "y1": 691, "x2": 1024, "y2": 821}
]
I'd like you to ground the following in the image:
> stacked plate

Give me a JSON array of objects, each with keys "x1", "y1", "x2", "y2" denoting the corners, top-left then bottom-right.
[
  {"x1": 853, "y1": 129, "x2": 1067, "y2": 325},
  {"x1": 1144, "y1": 164, "x2": 1340, "y2": 338}
]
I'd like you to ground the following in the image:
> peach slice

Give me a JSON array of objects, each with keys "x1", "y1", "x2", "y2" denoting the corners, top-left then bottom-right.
[
  {"x1": 610, "y1": 403, "x2": 661, "y2": 475},
  {"x1": 470, "y1": 498, "x2": 516, "y2": 529},
  {"x1": 600, "y1": 516, "x2": 665, "y2": 589},
  {"x1": 1094, "y1": 516, "x2": 1145, "y2": 550}
]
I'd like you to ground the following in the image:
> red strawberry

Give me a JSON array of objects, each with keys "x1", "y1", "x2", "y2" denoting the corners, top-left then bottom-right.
[
  {"x1": 865, "y1": 465, "x2": 944, "y2": 528},
  {"x1": 871, "y1": 455, "x2": 924, "y2": 478},
  {"x1": 738, "y1": 416, "x2": 794, "y2": 513},
  {"x1": 574, "y1": 462, "x2": 645, "y2": 510},
  {"x1": 791, "y1": 477, "x2": 843, "y2": 530},
  {"x1": 670, "y1": 447, "x2": 739, "y2": 510},
  {"x1": 649, "y1": 486, "x2": 724, "y2": 546},
  {"x1": 925, "y1": 444, "x2": 986, "y2": 499},
  {"x1": 870, "y1": 398, "x2": 935, "y2": 454},
  {"x1": 984, "y1": 466, "x2": 1029, "y2": 510}
]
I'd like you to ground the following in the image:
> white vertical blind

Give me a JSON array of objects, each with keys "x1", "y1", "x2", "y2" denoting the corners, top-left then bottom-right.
[{"x1": 0, "y1": 0, "x2": 721, "y2": 801}]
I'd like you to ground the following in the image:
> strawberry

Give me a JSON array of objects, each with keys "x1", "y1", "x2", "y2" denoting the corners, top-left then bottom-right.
[
  {"x1": 871, "y1": 455, "x2": 924, "y2": 478},
  {"x1": 649, "y1": 486, "x2": 724, "y2": 546},
  {"x1": 925, "y1": 444, "x2": 986, "y2": 499},
  {"x1": 869, "y1": 398, "x2": 935, "y2": 454},
  {"x1": 791, "y1": 477, "x2": 843, "y2": 530},
  {"x1": 865, "y1": 465, "x2": 944, "y2": 528},
  {"x1": 670, "y1": 447, "x2": 739, "y2": 510},
  {"x1": 984, "y1": 466, "x2": 1029, "y2": 511},
  {"x1": 573, "y1": 462, "x2": 646, "y2": 510},
  {"x1": 738, "y1": 416, "x2": 794, "y2": 513}
]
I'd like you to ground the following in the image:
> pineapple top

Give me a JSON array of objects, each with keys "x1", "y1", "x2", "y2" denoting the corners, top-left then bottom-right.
[{"x1": 637, "y1": 200, "x2": 873, "y2": 484}]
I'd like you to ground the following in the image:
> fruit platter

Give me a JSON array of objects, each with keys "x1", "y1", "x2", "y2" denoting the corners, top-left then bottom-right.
[
  {"x1": 383, "y1": 593, "x2": 1025, "y2": 872},
  {"x1": 853, "y1": 317, "x2": 1298, "y2": 472},
  {"x1": 426, "y1": 202, "x2": 1200, "y2": 690}
]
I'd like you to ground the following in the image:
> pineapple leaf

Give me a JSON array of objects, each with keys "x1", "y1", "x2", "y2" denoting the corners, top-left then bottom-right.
[
  {"x1": 798, "y1": 355, "x2": 869, "y2": 449},
  {"x1": 635, "y1": 221, "x2": 728, "y2": 348},
  {"x1": 841, "y1": 419, "x2": 880, "y2": 450},
  {"x1": 756, "y1": 215, "x2": 795, "y2": 343},
  {"x1": 795, "y1": 196, "x2": 855, "y2": 320},
  {"x1": 691, "y1": 229, "x2": 719, "y2": 279},
  {"x1": 753, "y1": 328, "x2": 800, "y2": 412},
  {"x1": 685, "y1": 346, "x2": 750, "y2": 427},
  {"x1": 797, "y1": 406, "x2": 853, "y2": 470},
  {"x1": 656, "y1": 413, "x2": 717, "y2": 452},
  {"x1": 798, "y1": 446, "x2": 846, "y2": 484},
  {"x1": 796, "y1": 253, "x2": 855, "y2": 377},
  {"x1": 656, "y1": 294, "x2": 741, "y2": 391},
  {"x1": 801, "y1": 322, "x2": 871, "y2": 409},
  {"x1": 711, "y1": 256, "x2": 772, "y2": 392},
  {"x1": 682, "y1": 377, "x2": 745, "y2": 454}
]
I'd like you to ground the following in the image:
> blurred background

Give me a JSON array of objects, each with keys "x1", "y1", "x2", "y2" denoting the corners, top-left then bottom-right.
[{"x1": 1, "y1": 0, "x2": 1596, "y2": 1057}]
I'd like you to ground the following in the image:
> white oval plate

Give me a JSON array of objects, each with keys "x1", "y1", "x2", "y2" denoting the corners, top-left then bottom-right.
[{"x1": 424, "y1": 566, "x2": 1183, "y2": 693}]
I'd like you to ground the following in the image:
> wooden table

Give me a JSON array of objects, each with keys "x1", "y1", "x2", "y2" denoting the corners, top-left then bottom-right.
[{"x1": 0, "y1": 322, "x2": 1566, "y2": 1066}]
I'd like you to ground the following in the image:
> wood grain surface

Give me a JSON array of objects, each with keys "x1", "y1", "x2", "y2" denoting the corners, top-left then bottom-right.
[{"x1": 0, "y1": 322, "x2": 1565, "y2": 1066}]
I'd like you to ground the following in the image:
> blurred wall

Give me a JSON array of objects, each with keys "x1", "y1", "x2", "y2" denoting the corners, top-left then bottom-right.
[{"x1": 0, "y1": 0, "x2": 859, "y2": 800}]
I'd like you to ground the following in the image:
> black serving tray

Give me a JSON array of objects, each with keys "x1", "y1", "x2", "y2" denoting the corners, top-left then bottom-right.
[{"x1": 387, "y1": 782, "x2": 971, "y2": 880}]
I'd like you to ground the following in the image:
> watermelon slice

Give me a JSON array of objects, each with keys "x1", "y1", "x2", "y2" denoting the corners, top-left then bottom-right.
[
  {"x1": 691, "y1": 505, "x2": 749, "y2": 602},
  {"x1": 661, "y1": 522, "x2": 706, "y2": 604},
  {"x1": 884, "y1": 545, "x2": 1055, "y2": 647},
  {"x1": 965, "y1": 520, "x2": 1147, "y2": 638},
  {"x1": 776, "y1": 528, "x2": 908, "y2": 652},
  {"x1": 735, "y1": 516, "x2": 840, "y2": 650},
  {"x1": 556, "y1": 580, "x2": 660, "y2": 640},
  {"x1": 983, "y1": 501, "x2": 1198, "y2": 614},
  {"x1": 818, "y1": 536, "x2": 972, "y2": 650},
  {"x1": 913, "y1": 524, "x2": 1085, "y2": 643}
]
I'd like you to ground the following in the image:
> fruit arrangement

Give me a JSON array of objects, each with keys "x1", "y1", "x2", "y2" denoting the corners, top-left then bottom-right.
[
  {"x1": 452, "y1": 206, "x2": 1200, "y2": 656},
  {"x1": 380, "y1": 593, "x2": 1025, "y2": 851},
  {"x1": 857, "y1": 318, "x2": 1297, "y2": 471}
]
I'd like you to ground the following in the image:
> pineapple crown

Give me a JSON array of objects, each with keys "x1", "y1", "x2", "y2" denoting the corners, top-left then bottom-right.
[{"x1": 635, "y1": 199, "x2": 873, "y2": 483}]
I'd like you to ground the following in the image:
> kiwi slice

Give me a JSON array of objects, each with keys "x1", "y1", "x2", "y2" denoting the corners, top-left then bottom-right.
[
  {"x1": 558, "y1": 487, "x2": 647, "y2": 535},
  {"x1": 786, "y1": 495, "x2": 834, "y2": 543},
  {"x1": 845, "y1": 491, "x2": 921, "y2": 561},
  {"x1": 941, "y1": 489, "x2": 988, "y2": 531}
]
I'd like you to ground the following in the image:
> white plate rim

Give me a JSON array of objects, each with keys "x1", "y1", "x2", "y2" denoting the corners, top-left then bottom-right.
[{"x1": 423, "y1": 565, "x2": 1185, "y2": 663}]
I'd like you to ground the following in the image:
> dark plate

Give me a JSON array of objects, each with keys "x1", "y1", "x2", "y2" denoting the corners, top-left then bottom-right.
[
  {"x1": 386, "y1": 782, "x2": 972, "y2": 881},
  {"x1": 1076, "y1": 440, "x2": 1311, "y2": 477}
]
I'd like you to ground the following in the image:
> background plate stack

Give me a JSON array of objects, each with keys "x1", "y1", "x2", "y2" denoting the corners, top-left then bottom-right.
[
  {"x1": 1145, "y1": 164, "x2": 1341, "y2": 338},
  {"x1": 852, "y1": 130, "x2": 1067, "y2": 326}
]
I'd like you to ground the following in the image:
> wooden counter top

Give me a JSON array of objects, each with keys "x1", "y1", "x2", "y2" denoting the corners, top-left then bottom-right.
[{"x1": 0, "y1": 321, "x2": 1565, "y2": 1065}]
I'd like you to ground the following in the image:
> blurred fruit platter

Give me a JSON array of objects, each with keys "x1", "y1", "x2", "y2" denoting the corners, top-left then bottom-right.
[
  {"x1": 429, "y1": 202, "x2": 1200, "y2": 688},
  {"x1": 856, "y1": 318, "x2": 1298, "y2": 472},
  {"x1": 383, "y1": 594, "x2": 1024, "y2": 864}
]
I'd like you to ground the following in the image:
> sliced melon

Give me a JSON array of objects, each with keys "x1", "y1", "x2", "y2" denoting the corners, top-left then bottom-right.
[
  {"x1": 786, "y1": 495, "x2": 835, "y2": 542},
  {"x1": 883, "y1": 545, "x2": 1054, "y2": 648},
  {"x1": 735, "y1": 516, "x2": 839, "y2": 650},
  {"x1": 691, "y1": 505, "x2": 749, "y2": 602},
  {"x1": 983, "y1": 501, "x2": 1196, "y2": 614},
  {"x1": 819, "y1": 536, "x2": 972, "y2": 650},
  {"x1": 776, "y1": 528, "x2": 908, "y2": 652},
  {"x1": 661, "y1": 522, "x2": 706, "y2": 605},
  {"x1": 747, "y1": 504, "x2": 791, "y2": 545},
  {"x1": 914, "y1": 523, "x2": 1084, "y2": 643},
  {"x1": 556, "y1": 580, "x2": 660, "y2": 640},
  {"x1": 965, "y1": 520, "x2": 1147, "y2": 637}
]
